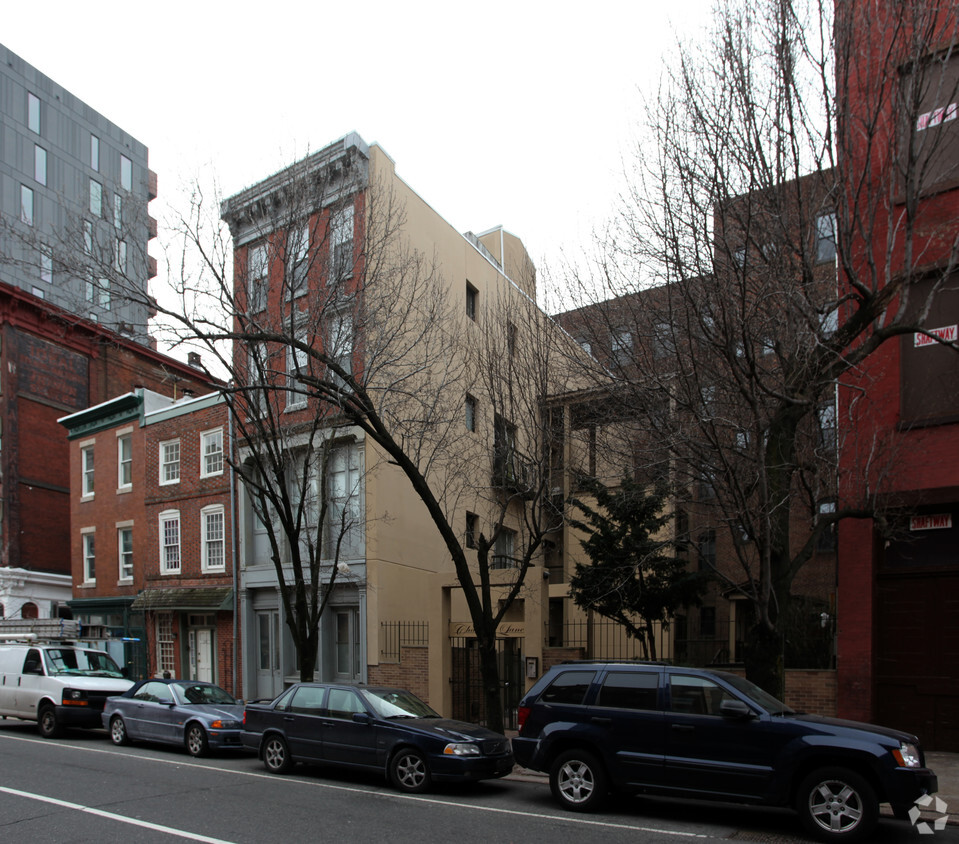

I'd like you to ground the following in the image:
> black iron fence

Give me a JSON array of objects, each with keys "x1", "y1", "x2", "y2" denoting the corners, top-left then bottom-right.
[
  {"x1": 379, "y1": 620, "x2": 429, "y2": 662},
  {"x1": 556, "y1": 612, "x2": 835, "y2": 670}
]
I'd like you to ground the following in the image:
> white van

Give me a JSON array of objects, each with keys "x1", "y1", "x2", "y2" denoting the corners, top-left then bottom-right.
[{"x1": 0, "y1": 639, "x2": 133, "y2": 737}]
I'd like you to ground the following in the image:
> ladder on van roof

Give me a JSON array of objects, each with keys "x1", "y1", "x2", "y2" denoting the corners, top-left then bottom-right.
[{"x1": 0, "y1": 618, "x2": 82, "y2": 641}]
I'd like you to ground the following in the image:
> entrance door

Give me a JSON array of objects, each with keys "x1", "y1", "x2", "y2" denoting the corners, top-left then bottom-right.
[
  {"x1": 188, "y1": 629, "x2": 214, "y2": 682},
  {"x1": 333, "y1": 609, "x2": 360, "y2": 681},
  {"x1": 256, "y1": 611, "x2": 283, "y2": 699}
]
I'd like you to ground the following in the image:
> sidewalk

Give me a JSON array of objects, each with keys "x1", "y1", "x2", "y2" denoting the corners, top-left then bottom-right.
[{"x1": 509, "y1": 751, "x2": 958, "y2": 825}]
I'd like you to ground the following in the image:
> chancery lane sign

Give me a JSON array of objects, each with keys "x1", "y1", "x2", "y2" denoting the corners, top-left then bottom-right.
[{"x1": 449, "y1": 622, "x2": 525, "y2": 638}]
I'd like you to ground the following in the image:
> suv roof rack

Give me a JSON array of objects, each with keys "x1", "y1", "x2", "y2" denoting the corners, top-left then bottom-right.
[{"x1": 0, "y1": 618, "x2": 82, "y2": 642}]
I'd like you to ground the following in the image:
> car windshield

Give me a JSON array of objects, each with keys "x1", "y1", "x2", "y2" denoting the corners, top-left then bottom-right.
[
  {"x1": 362, "y1": 688, "x2": 440, "y2": 719},
  {"x1": 721, "y1": 673, "x2": 795, "y2": 715},
  {"x1": 44, "y1": 648, "x2": 124, "y2": 678},
  {"x1": 172, "y1": 683, "x2": 236, "y2": 705}
]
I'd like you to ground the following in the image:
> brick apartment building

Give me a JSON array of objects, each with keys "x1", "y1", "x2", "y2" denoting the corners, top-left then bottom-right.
[
  {"x1": 59, "y1": 390, "x2": 238, "y2": 694},
  {"x1": 836, "y1": 2, "x2": 959, "y2": 751},
  {"x1": 0, "y1": 285, "x2": 217, "y2": 622}
]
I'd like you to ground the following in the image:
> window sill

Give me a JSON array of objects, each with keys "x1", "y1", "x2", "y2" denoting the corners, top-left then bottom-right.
[
  {"x1": 200, "y1": 470, "x2": 224, "y2": 479},
  {"x1": 117, "y1": 578, "x2": 133, "y2": 586},
  {"x1": 158, "y1": 480, "x2": 181, "y2": 486},
  {"x1": 81, "y1": 494, "x2": 95, "y2": 502},
  {"x1": 116, "y1": 486, "x2": 132, "y2": 495},
  {"x1": 77, "y1": 581, "x2": 96, "y2": 589}
]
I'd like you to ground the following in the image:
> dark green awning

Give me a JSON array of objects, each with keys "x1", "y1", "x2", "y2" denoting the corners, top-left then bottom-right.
[{"x1": 131, "y1": 587, "x2": 233, "y2": 612}]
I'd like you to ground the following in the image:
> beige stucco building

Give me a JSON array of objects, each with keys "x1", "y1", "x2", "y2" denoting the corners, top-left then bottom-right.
[{"x1": 221, "y1": 134, "x2": 586, "y2": 722}]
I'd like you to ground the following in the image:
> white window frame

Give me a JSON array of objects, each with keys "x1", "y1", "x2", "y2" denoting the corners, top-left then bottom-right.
[
  {"x1": 248, "y1": 242, "x2": 268, "y2": 312},
  {"x1": 156, "y1": 613, "x2": 175, "y2": 674},
  {"x1": 81, "y1": 444, "x2": 95, "y2": 498},
  {"x1": 117, "y1": 432, "x2": 133, "y2": 490},
  {"x1": 327, "y1": 311, "x2": 353, "y2": 388},
  {"x1": 286, "y1": 329, "x2": 308, "y2": 409},
  {"x1": 201, "y1": 428, "x2": 224, "y2": 477},
  {"x1": 330, "y1": 205, "x2": 354, "y2": 281},
  {"x1": 287, "y1": 224, "x2": 309, "y2": 298},
  {"x1": 201, "y1": 505, "x2": 226, "y2": 572},
  {"x1": 159, "y1": 510, "x2": 181, "y2": 574},
  {"x1": 117, "y1": 523, "x2": 133, "y2": 582},
  {"x1": 81, "y1": 528, "x2": 96, "y2": 584},
  {"x1": 159, "y1": 439, "x2": 180, "y2": 485}
]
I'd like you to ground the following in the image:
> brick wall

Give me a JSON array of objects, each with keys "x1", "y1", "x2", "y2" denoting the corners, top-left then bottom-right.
[
  {"x1": 542, "y1": 647, "x2": 585, "y2": 675},
  {"x1": 368, "y1": 645, "x2": 430, "y2": 704},
  {"x1": 724, "y1": 667, "x2": 837, "y2": 716}
]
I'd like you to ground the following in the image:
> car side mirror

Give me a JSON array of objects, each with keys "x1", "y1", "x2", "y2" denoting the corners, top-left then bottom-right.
[
  {"x1": 351, "y1": 712, "x2": 371, "y2": 725},
  {"x1": 719, "y1": 698, "x2": 754, "y2": 719}
]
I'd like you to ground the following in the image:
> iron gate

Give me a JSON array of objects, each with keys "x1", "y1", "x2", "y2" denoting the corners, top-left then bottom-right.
[{"x1": 450, "y1": 636, "x2": 523, "y2": 730}]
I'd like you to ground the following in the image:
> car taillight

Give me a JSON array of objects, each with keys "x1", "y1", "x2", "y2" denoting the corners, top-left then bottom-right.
[
  {"x1": 517, "y1": 705, "x2": 530, "y2": 731},
  {"x1": 242, "y1": 711, "x2": 247, "y2": 727}
]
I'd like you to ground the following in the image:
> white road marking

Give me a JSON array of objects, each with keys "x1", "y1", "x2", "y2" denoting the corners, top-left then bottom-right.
[
  {"x1": 0, "y1": 732, "x2": 711, "y2": 839},
  {"x1": 0, "y1": 785, "x2": 236, "y2": 843}
]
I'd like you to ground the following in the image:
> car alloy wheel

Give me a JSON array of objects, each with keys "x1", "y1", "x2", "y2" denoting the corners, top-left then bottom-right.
[
  {"x1": 110, "y1": 716, "x2": 130, "y2": 746},
  {"x1": 390, "y1": 749, "x2": 431, "y2": 793},
  {"x1": 186, "y1": 723, "x2": 209, "y2": 757},
  {"x1": 550, "y1": 749, "x2": 607, "y2": 812},
  {"x1": 797, "y1": 767, "x2": 878, "y2": 842},
  {"x1": 263, "y1": 735, "x2": 293, "y2": 774}
]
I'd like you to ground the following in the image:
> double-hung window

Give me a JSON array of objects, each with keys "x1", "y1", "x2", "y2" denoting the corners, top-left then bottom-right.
[
  {"x1": 201, "y1": 506, "x2": 226, "y2": 571},
  {"x1": 82, "y1": 530, "x2": 96, "y2": 583},
  {"x1": 117, "y1": 434, "x2": 132, "y2": 489},
  {"x1": 159, "y1": 511, "x2": 181, "y2": 574},
  {"x1": 160, "y1": 440, "x2": 180, "y2": 485},
  {"x1": 118, "y1": 525, "x2": 133, "y2": 581},
  {"x1": 288, "y1": 225, "x2": 309, "y2": 297},
  {"x1": 201, "y1": 429, "x2": 224, "y2": 477},
  {"x1": 81, "y1": 445, "x2": 95, "y2": 497},
  {"x1": 330, "y1": 205, "x2": 354, "y2": 282},
  {"x1": 248, "y1": 243, "x2": 268, "y2": 312}
]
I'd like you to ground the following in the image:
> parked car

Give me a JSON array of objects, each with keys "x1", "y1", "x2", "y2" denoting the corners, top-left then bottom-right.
[
  {"x1": 103, "y1": 678, "x2": 245, "y2": 757},
  {"x1": 512, "y1": 662, "x2": 938, "y2": 842},
  {"x1": 242, "y1": 682, "x2": 514, "y2": 793}
]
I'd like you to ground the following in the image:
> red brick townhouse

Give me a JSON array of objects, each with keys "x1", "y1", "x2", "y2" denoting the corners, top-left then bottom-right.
[
  {"x1": 836, "y1": 2, "x2": 959, "y2": 750},
  {"x1": 0, "y1": 282, "x2": 217, "y2": 622},
  {"x1": 60, "y1": 389, "x2": 240, "y2": 696}
]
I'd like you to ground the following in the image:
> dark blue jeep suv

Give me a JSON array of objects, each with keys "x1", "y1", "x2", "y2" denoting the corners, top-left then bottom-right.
[{"x1": 512, "y1": 662, "x2": 937, "y2": 842}]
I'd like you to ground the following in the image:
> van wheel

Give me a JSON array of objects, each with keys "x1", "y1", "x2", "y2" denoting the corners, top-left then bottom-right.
[
  {"x1": 797, "y1": 766, "x2": 878, "y2": 842},
  {"x1": 550, "y1": 749, "x2": 607, "y2": 812},
  {"x1": 38, "y1": 704, "x2": 62, "y2": 739}
]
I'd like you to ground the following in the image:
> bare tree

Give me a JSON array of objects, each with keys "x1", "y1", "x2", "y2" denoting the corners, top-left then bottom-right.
[{"x1": 559, "y1": 0, "x2": 959, "y2": 694}]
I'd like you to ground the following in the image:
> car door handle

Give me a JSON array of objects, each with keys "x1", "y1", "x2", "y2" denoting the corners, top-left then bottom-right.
[
  {"x1": 590, "y1": 716, "x2": 612, "y2": 726},
  {"x1": 671, "y1": 724, "x2": 695, "y2": 732},
  {"x1": 283, "y1": 716, "x2": 295, "y2": 722}
]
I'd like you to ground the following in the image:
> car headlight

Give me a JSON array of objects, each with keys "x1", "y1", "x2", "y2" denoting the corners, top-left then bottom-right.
[
  {"x1": 443, "y1": 742, "x2": 480, "y2": 756},
  {"x1": 62, "y1": 689, "x2": 88, "y2": 705},
  {"x1": 210, "y1": 719, "x2": 240, "y2": 729},
  {"x1": 893, "y1": 742, "x2": 921, "y2": 768}
]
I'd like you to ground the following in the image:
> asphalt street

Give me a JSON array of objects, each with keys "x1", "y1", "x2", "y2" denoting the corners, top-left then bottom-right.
[{"x1": 0, "y1": 721, "x2": 955, "y2": 843}]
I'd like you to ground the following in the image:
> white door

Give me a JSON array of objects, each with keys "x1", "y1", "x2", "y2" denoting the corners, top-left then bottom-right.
[{"x1": 189, "y1": 629, "x2": 214, "y2": 683}]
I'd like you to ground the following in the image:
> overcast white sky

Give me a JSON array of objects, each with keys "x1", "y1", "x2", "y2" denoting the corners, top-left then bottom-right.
[{"x1": 6, "y1": 0, "x2": 715, "y2": 288}]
